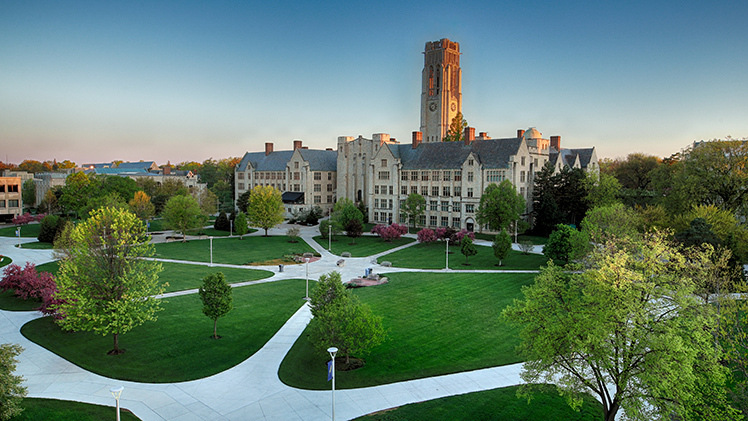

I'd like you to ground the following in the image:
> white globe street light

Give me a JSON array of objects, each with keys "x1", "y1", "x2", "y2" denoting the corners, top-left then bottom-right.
[
  {"x1": 327, "y1": 347, "x2": 338, "y2": 421},
  {"x1": 445, "y1": 238, "x2": 450, "y2": 270},
  {"x1": 305, "y1": 257, "x2": 310, "y2": 300},
  {"x1": 110, "y1": 386, "x2": 124, "y2": 421}
]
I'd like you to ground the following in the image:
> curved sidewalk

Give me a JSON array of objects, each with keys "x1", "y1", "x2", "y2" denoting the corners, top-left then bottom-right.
[{"x1": 0, "y1": 230, "x2": 527, "y2": 420}]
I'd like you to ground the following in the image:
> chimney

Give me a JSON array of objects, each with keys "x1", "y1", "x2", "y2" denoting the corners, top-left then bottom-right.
[
  {"x1": 265, "y1": 142, "x2": 274, "y2": 156},
  {"x1": 550, "y1": 136, "x2": 561, "y2": 151},
  {"x1": 412, "y1": 131, "x2": 422, "y2": 149},
  {"x1": 326, "y1": 148, "x2": 333, "y2": 151},
  {"x1": 478, "y1": 132, "x2": 487, "y2": 139},
  {"x1": 464, "y1": 127, "x2": 475, "y2": 145},
  {"x1": 517, "y1": 129, "x2": 525, "y2": 138},
  {"x1": 302, "y1": 146, "x2": 308, "y2": 149},
  {"x1": 293, "y1": 140, "x2": 302, "y2": 150},
  {"x1": 163, "y1": 163, "x2": 171, "y2": 175}
]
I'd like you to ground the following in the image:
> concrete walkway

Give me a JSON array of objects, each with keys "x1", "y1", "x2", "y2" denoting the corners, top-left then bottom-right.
[{"x1": 0, "y1": 224, "x2": 530, "y2": 421}]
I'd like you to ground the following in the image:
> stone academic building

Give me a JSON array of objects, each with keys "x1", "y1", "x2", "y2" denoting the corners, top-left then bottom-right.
[{"x1": 236, "y1": 38, "x2": 597, "y2": 229}]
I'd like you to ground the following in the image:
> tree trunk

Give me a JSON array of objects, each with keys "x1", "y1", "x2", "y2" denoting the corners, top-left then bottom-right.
[
  {"x1": 604, "y1": 399, "x2": 619, "y2": 421},
  {"x1": 108, "y1": 332, "x2": 122, "y2": 355},
  {"x1": 345, "y1": 351, "x2": 350, "y2": 365},
  {"x1": 213, "y1": 319, "x2": 218, "y2": 339}
]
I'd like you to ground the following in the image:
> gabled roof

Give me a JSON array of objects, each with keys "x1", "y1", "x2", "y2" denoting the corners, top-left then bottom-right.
[
  {"x1": 298, "y1": 149, "x2": 337, "y2": 171},
  {"x1": 236, "y1": 151, "x2": 295, "y2": 172},
  {"x1": 567, "y1": 148, "x2": 595, "y2": 168},
  {"x1": 387, "y1": 138, "x2": 523, "y2": 170},
  {"x1": 86, "y1": 168, "x2": 149, "y2": 175},
  {"x1": 117, "y1": 161, "x2": 158, "y2": 171},
  {"x1": 550, "y1": 148, "x2": 595, "y2": 170}
]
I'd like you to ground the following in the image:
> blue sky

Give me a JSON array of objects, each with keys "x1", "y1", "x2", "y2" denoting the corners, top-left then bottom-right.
[{"x1": 1, "y1": 0, "x2": 746, "y2": 164}]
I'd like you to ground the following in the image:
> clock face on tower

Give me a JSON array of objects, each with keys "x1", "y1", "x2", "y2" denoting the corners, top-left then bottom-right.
[
  {"x1": 429, "y1": 102, "x2": 437, "y2": 112},
  {"x1": 450, "y1": 102, "x2": 456, "y2": 112}
]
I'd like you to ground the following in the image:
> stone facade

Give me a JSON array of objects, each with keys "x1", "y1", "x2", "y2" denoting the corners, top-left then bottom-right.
[
  {"x1": 0, "y1": 177, "x2": 23, "y2": 218},
  {"x1": 420, "y1": 39, "x2": 462, "y2": 143}
]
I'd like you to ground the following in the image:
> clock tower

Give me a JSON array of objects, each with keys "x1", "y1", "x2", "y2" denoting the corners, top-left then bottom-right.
[{"x1": 420, "y1": 38, "x2": 462, "y2": 143}]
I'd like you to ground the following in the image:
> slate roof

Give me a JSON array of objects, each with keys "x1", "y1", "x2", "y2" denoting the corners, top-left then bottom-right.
[
  {"x1": 549, "y1": 148, "x2": 596, "y2": 169},
  {"x1": 86, "y1": 168, "x2": 149, "y2": 175},
  {"x1": 236, "y1": 151, "x2": 295, "y2": 172},
  {"x1": 387, "y1": 138, "x2": 523, "y2": 170},
  {"x1": 298, "y1": 149, "x2": 337, "y2": 171},
  {"x1": 568, "y1": 148, "x2": 595, "y2": 168},
  {"x1": 117, "y1": 161, "x2": 157, "y2": 170}
]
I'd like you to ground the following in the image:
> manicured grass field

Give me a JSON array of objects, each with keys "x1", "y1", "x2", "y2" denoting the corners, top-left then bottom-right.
[
  {"x1": 157, "y1": 262, "x2": 273, "y2": 292},
  {"x1": 154, "y1": 236, "x2": 315, "y2": 265},
  {"x1": 0, "y1": 223, "x2": 41, "y2": 238},
  {"x1": 353, "y1": 384, "x2": 602, "y2": 421},
  {"x1": 19, "y1": 242, "x2": 53, "y2": 249},
  {"x1": 312, "y1": 235, "x2": 415, "y2": 257},
  {"x1": 21, "y1": 279, "x2": 307, "y2": 382},
  {"x1": 1, "y1": 255, "x2": 11, "y2": 267},
  {"x1": 0, "y1": 290, "x2": 40, "y2": 311},
  {"x1": 474, "y1": 233, "x2": 549, "y2": 245},
  {"x1": 10, "y1": 398, "x2": 140, "y2": 421},
  {"x1": 279, "y1": 272, "x2": 535, "y2": 389},
  {"x1": 378, "y1": 242, "x2": 550, "y2": 270}
]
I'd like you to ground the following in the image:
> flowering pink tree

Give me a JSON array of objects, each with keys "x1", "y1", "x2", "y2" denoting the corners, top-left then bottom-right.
[
  {"x1": 1, "y1": 263, "x2": 59, "y2": 315},
  {"x1": 453, "y1": 229, "x2": 475, "y2": 243},
  {"x1": 372, "y1": 223, "x2": 409, "y2": 242},
  {"x1": 12, "y1": 212, "x2": 45, "y2": 226},
  {"x1": 417, "y1": 228, "x2": 437, "y2": 243}
]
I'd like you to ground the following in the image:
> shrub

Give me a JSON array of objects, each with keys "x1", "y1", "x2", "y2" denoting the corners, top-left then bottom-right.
[
  {"x1": 320, "y1": 220, "x2": 331, "y2": 239},
  {"x1": 37, "y1": 214, "x2": 66, "y2": 243},
  {"x1": 214, "y1": 211, "x2": 230, "y2": 231},
  {"x1": 453, "y1": 229, "x2": 475, "y2": 243},
  {"x1": 417, "y1": 228, "x2": 437, "y2": 243},
  {"x1": 12, "y1": 212, "x2": 44, "y2": 226},
  {"x1": 519, "y1": 240, "x2": 535, "y2": 254},
  {"x1": 287, "y1": 227, "x2": 300, "y2": 243},
  {"x1": 436, "y1": 227, "x2": 457, "y2": 241},
  {"x1": 544, "y1": 224, "x2": 589, "y2": 263},
  {"x1": 0, "y1": 263, "x2": 58, "y2": 314},
  {"x1": 372, "y1": 223, "x2": 408, "y2": 242}
]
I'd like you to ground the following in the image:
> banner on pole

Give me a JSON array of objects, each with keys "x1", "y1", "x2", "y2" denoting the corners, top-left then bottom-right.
[{"x1": 327, "y1": 360, "x2": 333, "y2": 381}]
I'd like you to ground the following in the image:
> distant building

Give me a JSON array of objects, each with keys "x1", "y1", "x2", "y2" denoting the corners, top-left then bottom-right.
[
  {"x1": 82, "y1": 161, "x2": 205, "y2": 193},
  {"x1": 0, "y1": 177, "x2": 23, "y2": 219},
  {"x1": 235, "y1": 140, "x2": 337, "y2": 216},
  {"x1": 33, "y1": 172, "x2": 68, "y2": 207}
]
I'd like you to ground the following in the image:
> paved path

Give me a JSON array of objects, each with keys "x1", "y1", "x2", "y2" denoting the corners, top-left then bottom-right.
[{"x1": 0, "y1": 223, "x2": 530, "y2": 421}]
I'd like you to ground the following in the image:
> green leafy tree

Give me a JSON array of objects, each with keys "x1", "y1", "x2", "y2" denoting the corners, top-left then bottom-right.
[
  {"x1": 192, "y1": 187, "x2": 218, "y2": 216},
  {"x1": 198, "y1": 272, "x2": 233, "y2": 339},
  {"x1": 247, "y1": 185, "x2": 284, "y2": 236},
  {"x1": 532, "y1": 164, "x2": 589, "y2": 235},
  {"x1": 162, "y1": 195, "x2": 208, "y2": 242},
  {"x1": 345, "y1": 218, "x2": 363, "y2": 245},
  {"x1": 580, "y1": 203, "x2": 643, "y2": 244},
  {"x1": 331, "y1": 198, "x2": 364, "y2": 233},
  {"x1": 237, "y1": 190, "x2": 251, "y2": 214},
  {"x1": 37, "y1": 214, "x2": 66, "y2": 243},
  {"x1": 492, "y1": 230, "x2": 512, "y2": 266},
  {"x1": 308, "y1": 272, "x2": 385, "y2": 365},
  {"x1": 584, "y1": 172, "x2": 621, "y2": 208},
  {"x1": 59, "y1": 172, "x2": 100, "y2": 218},
  {"x1": 234, "y1": 211, "x2": 248, "y2": 238},
  {"x1": 128, "y1": 190, "x2": 155, "y2": 222},
  {"x1": 460, "y1": 236, "x2": 477, "y2": 265},
  {"x1": 0, "y1": 343, "x2": 26, "y2": 421},
  {"x1": 98, "y1": 175, "x2": 139, "y2": 203},
  {"x1": 503, "y1": 233, "x2": 741, "y2": 421},
  {"x1": 442, "y1": 112, "x2": 467, "y2": 142},
  {"x1": 21, "y1": 179, "x2": 35, "y2": 209},
  {"x1": 477, "y1": 180, "x2": 525, "y2": 232},
  {"x1": 543, "y1": 224, "x2": 588, "y2": 264},
  {"x1": 401, "y1": 193, "x2": 426, "y2": 230},
  {"x1": 53, "y1": 207, "x2": 165, "y2": 355}
]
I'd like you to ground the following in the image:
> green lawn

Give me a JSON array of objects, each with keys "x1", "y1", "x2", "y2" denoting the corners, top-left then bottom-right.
[
  {"x1": 0, "y1": 290, "x2": 40, "y2": 311},
  {"x1": 154, "y1": 236, "x2": 315, "y2": 265},
  {"x1": 158, "y1": 262, "x2": 273, "y2": 292},
  {"x1": 279, "y1": 272, "x2": 535, "y2": 389},
  {"x1": 474, "y1": 233, "x2": 549, "y2": 245},
  {"x1": 19, "y1": 242, "x2": 53, "y2": 249},
  {"x1": 312, "y1": 235, "x2": 415, "y2": 257},
  {"x1": 0, "y1": 224, "x2": 41, "y2": 238},
  {"x1": 1, "y1": 255, "x2": 11, "y2": 267},
  {"x1": 10, "y1": 398, "x2": 140, "y2": 421},
  {"x1": 21, "y1": 279, "x2": 307, "y2": 382},
  {"x1": 378, "y1": 242, "x2": 550, "y2": 270},
  {"x1": 353, "y1": 384, "x2": 602, "y2": 421},
  {"x1": 145, "y1": 218, "x2": 166, "y2": 232}
]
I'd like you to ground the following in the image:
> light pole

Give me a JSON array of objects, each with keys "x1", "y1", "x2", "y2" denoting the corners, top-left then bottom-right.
[
  {"x1": 328, "y1": 223, "x2": 332, "y2": 252},
  {"x1": 110, "y1": 386, "x2": 123, "y2": 421},
  {"x1": 209, "y1": 237, "x2": 213, "y2": 266},
  {"x1": 305, "y1": 257, "x2": 310, "y2": 300},
  {"x1": 327, "y1": 347, "x2": 338, "y2": 421},
  {"x1": 445, "y1": 238, "x2": 450, "y2": 270},
  {"x1": 230, "y1": 219, "x2": 233, "y2": 237}
]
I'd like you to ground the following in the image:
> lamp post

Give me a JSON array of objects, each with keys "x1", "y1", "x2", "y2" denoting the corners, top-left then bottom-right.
[
  {"x1": 327, "y1": 347, "x2": 338, "y2": 421},
  {"x1": 445, "y1": 238, "x2": 450, "y2": 270},
  {"x1": 209, "y1": 237, "x2": 213, "y2": 266},
  {"x1": 110, "y1": 386, "x2": 123, "y2": 421},
  {"x1": 305, "y1": 257, "x2": 310, "y2": 300},
  {"x1": 328, "y1": 223, "x2": 332, "y2": 252},
  {"x1": 230, "y1": 219, "x2": 233, "y2": 237}
]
